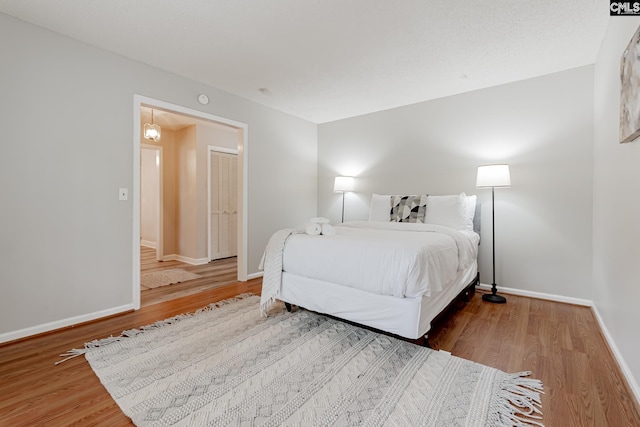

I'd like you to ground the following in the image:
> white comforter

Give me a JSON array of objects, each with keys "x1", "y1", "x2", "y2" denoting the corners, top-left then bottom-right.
[{"x1": 282, "y1": 221, "x2": 479, "y2": 298}]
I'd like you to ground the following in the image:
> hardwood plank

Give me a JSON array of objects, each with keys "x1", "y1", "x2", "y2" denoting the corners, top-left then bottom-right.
[
  {"x1": 0, "y1": 279, "x2": 261, "y2": 427},
  {"x1": 1, "y1": 283, "x2": 639, "y2": 426},
  {"x1": 140, "y1": 245, "x2": 239, "y2": 307},
  {"x1": 428, "y1": 289, "x2": 640, "y2": 426}
]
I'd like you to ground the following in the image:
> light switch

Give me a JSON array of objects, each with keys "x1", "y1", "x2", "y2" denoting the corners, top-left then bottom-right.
[{"x1": 119, "y1": 188, "x2": 128, "y2": 201}]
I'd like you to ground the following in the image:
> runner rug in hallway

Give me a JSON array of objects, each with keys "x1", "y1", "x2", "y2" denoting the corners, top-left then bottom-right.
[
  {"x1": 63, "y1": 294, "x2": 544, "y2": 426},
  {"x1": 140, "y1": 268, "x2": 201, "y2": 290}
]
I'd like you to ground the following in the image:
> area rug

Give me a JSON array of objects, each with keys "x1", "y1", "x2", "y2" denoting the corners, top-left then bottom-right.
[
  {"x1": 62, "y1": 294, "x2": 544, "y2": 426},
  {"x1": 141, "y1": 268, "x2": 201, "y2": 289}
]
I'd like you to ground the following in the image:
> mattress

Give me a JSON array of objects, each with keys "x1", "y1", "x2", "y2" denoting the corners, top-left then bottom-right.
[
  {"x1": 280, "y1": 260, "x2": 479, "y2": 339},
  {"x1": 282, "y1": 221, "x2": 479, "y2": 298}
]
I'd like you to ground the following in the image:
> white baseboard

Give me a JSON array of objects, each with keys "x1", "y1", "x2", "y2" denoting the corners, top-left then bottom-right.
[
  {"x1": 162, "y1": 254, "x2": 209, "y2": 265},
  {"x1": 0, "y1": 303, "x2": 134, "y2": 345},
  {"x1": 591, "y1": 306, "x2": 640, "y2": 407},
  {"x1": 140, "y1": 240, "x2": 157, "y2": 249},
  {"x1": 247, "y1": 271, "x2": 264, "y2": 280},
  {"x1": 176, "y1": 255, "x2": 209, "y2": 265},
  {"x1": 477, "y1": 282, "x2": 640, "y2": 407},
  {"x1": 477, "y1": 283, "x2": 592, "y2": 307}
]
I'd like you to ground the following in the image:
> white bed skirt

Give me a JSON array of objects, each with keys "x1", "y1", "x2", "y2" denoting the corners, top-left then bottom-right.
[{"x1": 279, "y1": 260, "x2": 478, "y2": 340}]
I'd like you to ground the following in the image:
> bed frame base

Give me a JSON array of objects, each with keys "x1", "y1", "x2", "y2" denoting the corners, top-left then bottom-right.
[
  {"x1": 424, "y1": 272, "x2": 479, "y2": 348},
  {"x1": 284, "y1": 272, "x2": 479, "y2": 349}
]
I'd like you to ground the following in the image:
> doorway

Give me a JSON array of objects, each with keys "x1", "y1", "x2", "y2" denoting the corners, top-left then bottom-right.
[
  {"x1": 133, "y1": 95, "x2": 248, "y2": 310},
  {"x1": 140, "y1": 144, "x2": 162, "y2": 261}
]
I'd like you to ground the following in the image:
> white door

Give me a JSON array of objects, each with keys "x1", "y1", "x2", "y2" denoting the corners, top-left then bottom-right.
[{"x1": 210, "y1": 151, "x2": 238, "y2": 260}]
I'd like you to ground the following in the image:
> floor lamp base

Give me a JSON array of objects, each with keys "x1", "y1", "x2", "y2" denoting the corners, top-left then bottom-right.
[
  {"x1": 482, "y1": 293, "x2": 507, "y2": 304},
  {"x1": 482, "y1": 283, "x2": 507, "y2": 304}
]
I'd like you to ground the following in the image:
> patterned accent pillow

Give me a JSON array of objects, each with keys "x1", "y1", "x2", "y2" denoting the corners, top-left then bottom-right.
[{"x1": 390, "y1": 195, "x2": 428, "y2": 223}]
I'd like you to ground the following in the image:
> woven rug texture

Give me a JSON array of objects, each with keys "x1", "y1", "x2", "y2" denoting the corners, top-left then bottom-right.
[
  {"x1": 141, "y1": 268, "x2": 201, "y2": 289},
  {"x1": 69, "y1": 294, "x2": 543, "y2": 426}
]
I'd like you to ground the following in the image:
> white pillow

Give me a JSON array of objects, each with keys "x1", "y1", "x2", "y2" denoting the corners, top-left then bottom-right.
[
  {"x1": 465, "y1": 194, "x2": 477, "y2": 232},
  {"x1": 425, "y1": 193, "x2": 467, "y2": 230},
  {"x1": 368, "y1": 194, "x2": 393, "y2": 222},
  {"x1": 370, "y1": 192, "x2": 476, "y2": 230}
]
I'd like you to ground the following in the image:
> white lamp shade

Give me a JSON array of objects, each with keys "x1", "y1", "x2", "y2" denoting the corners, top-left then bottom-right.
[
  {"x1": 476, "y1": 164, "x2": 511, "y2": 188},
  {"x1": 333, "y1": 176, "x2": 355, "y2": 192}
]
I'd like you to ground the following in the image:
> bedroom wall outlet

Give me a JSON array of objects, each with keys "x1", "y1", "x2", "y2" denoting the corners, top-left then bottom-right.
[{"x1": 119, "y1": 188, "x2": 128, "y2": 201}]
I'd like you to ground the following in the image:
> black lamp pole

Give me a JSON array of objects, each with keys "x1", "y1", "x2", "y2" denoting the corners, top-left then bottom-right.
[
  {"x1": 483, "y1": 186, "x2": 507, "y2": 303},
  {"x1": 341, "y1": 191, "x2": 345, "y2": 223}
]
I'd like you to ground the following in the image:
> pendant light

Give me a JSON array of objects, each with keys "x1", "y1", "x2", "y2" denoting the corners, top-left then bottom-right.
[{"x1": 144, "y1": 109, "x2": 161, "y2": 142}]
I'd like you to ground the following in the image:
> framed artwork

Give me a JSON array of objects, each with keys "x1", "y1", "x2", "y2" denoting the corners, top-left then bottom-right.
[{"x1": 620, "y1": 25, "x2": 640, "y2": 143}]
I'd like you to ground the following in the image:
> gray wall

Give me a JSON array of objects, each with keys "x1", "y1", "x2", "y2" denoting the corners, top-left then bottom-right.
[
  {"x1": 0, "y1": 14, "x2": 317, "y2": 338},
  {"x1": 318, "y1": 67, "x2": 594, "y2": 300},
  {"x1": 593, "y1": 17, "x2": 640, "y2": 395}
]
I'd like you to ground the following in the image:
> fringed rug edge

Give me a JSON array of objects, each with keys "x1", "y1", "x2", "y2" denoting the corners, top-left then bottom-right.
[
  {"x1": 55, "y1": 292, "x2": 257, "y2": 365},
  {"x1": 491, "y1": 370, "x2": 545, "y2": 427}
]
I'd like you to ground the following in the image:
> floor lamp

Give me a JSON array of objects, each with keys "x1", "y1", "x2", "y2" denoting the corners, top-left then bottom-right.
[
  {"x1": 476, "y1": 164, "x2": 511, "y2": 304},
  {"x1": 333, "y1": 176, "x2": 354, "y2": 223}
]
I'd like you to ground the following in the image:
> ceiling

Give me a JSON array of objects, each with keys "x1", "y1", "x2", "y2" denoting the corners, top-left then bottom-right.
[{"x1": 0, "y1": 1, "x2": 610, "y2": 124}]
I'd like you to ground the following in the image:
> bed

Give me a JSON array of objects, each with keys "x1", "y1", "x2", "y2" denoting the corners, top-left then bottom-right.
[{"x1": 260, "y1": 193, "x2": 480, "y2": 344}]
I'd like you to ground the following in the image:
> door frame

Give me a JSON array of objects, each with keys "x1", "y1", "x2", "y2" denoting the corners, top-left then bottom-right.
[
  {"x1": 140, "y1": 143, "x2": 163, "y2": 261},
  {"x1": 132, "y1": 95, "x2": 249, "y2": 310},
  {"x1": 207, "y1": 145, "x2": 239, "y2": 262}
]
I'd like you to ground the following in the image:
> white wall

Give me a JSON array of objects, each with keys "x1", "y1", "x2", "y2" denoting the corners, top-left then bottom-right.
[
  {"x1": 318, "y1": 67, "x2": 594, "y2": 300},
  {"x1": 197, "y1": 125, "x2": 239, "y2": 151},
  {"x1": 140, "y1": 147, "x2": 159, "y2": 247},
  {"x1": 175, "y1": 126, "x2": 198, "y2": 260},
  {"x1": 141, "y1": 129, "x2": 178, "y2": 258},
  {"x1": 0, "y1": 13, "x2": 317, "y2": 340},
  {"x1": 593, "y1": 17, "x2": 640, "y2": 397}
]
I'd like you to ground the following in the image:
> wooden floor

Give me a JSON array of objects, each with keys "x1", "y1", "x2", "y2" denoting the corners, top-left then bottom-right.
[
  {"x1": 1, "y1": 283, "x2": 639, "y2": 426},
  {"x1": 0, "y1": 280, "x2": 262, "y2": 427},
  {"x1": 140, "y1": 246, "x2": 238, "y2": 307},
  {"x1": 429, "y1": 291, "x2": 640, "y2": 427}
]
